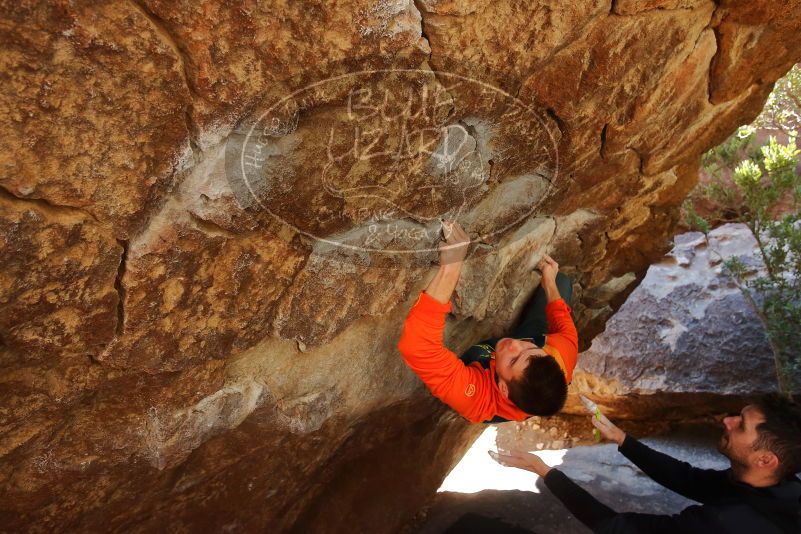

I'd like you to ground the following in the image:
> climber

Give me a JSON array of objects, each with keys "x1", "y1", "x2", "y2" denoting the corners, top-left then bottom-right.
[
  {"x1": 490, "y1": 395, "x2": 801, "y2": 533},
  {"x1": 397, "y1": 220, "x2": 578, "y2": 424}
]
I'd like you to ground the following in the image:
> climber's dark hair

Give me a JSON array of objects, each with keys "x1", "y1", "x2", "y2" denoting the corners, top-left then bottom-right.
[
  {"x1": 507, "y1": 356, "x2": 567, "y2": 416},
  {"x1": 753, "y1": 394, "x2": 801, "y2": 479}
]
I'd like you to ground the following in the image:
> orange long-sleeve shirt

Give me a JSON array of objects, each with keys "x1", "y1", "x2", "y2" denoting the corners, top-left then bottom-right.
[{"x1": 398, "y1": 291, "x2": 578, "y2": 423}]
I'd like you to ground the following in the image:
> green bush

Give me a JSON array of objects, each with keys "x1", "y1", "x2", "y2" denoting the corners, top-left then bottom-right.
[
  {"x1": 686, "y1": 135, "x2": 801, "y2": 393},
  {"x1": 700, "y1": 127, "x2": 756, "y2": 178}
]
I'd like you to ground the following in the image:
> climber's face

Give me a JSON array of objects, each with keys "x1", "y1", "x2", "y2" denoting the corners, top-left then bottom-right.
[
  {"x1": 494, "y1": 337, "x2": 548, "y2": 398},
  {"x1": 719, "y1": 405, "x2": 766, "y2": 467}
]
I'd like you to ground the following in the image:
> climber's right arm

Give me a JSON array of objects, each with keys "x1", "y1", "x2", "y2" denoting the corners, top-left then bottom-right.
[
  {"x1": 397, "y1": 290, "x2": 490, "y2": 423},
  {"x1": 397, "y1": 221, "x2": 491, "y2": 423},
  {"x1": 424, "y1": 221, "x2": 469, "y2": 304}
]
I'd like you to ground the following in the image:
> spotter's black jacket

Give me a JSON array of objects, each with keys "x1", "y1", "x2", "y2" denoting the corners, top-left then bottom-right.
[{"x1": 544, "y1": 435, "x2": 801, "y2": 534}]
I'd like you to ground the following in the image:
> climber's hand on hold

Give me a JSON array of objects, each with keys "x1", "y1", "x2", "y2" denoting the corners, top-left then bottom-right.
[
  {"x1": 438, "y1": 220, "x2": 469, "y2": 267},
  {"x1": 489, "y1": 448, "x2": 552, "y2": 477},
  {"x1": 536, "y1": 254, "x2": 561, "y2": 302},
  {"x1": 424, "y1": 221, "x2": 469, "y2": 304},
  {"x1": 536, "y1": 254, "x2": 559, "y2": 284}
]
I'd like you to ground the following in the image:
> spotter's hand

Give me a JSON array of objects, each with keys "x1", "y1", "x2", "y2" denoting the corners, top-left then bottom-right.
[
  {"x1": 580, "y1": 395, "x2": 626, "y2": 446},
  {"x1": 489, "y1": 448, "x2": 552, "y2": 477}
]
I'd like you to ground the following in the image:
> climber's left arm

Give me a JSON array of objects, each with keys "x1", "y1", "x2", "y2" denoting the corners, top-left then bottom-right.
[
  {"x1": 537, "y1": 257, "x2": 578, "y2": 379},
  {"x1": 543, "y1": 299, "x2": 579, "y2": 379}
]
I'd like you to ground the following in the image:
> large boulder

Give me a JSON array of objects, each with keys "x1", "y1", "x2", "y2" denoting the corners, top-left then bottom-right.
[
  {"x1": 1, "y1": 1, "x2": 800, "y2": 532},
  {"x1": 571, "y1": 223, "x2": 778, "y2": 420},
  {"x1": 460, "y1": 224, "x2": 779, "y2": 468}
]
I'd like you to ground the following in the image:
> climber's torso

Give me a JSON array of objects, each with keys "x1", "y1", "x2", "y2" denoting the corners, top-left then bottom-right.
[{"x1": 458, "y1": 336, "x2": 546, "y2": 423}]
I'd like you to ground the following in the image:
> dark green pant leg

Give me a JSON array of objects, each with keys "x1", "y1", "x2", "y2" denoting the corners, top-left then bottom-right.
[
  {"x1": 510, "y1": 273, "x2": 573, "y2": 340},
  {"x1": 556, "y1": 272, "x2": 573, "y2": 307},
  {"x1": 459, "y1": 337, "x2": 500, "y2": 367}
]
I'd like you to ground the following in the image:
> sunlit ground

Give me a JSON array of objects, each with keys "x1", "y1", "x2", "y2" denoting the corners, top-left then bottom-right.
[{"x1": 437, "y1": 426, "x2": 567, "y2": 494}]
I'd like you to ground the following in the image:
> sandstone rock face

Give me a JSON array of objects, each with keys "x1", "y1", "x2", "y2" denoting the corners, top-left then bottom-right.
[
  {"x1": 0, "y1": 1, "x2": 192, "y2": 238},
  {"x1": 1, "y1": 1, "x2": 800, "y2": 532},
  {"x1": 571, "y1": 224, "x2": 779, "y2": 420}
]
